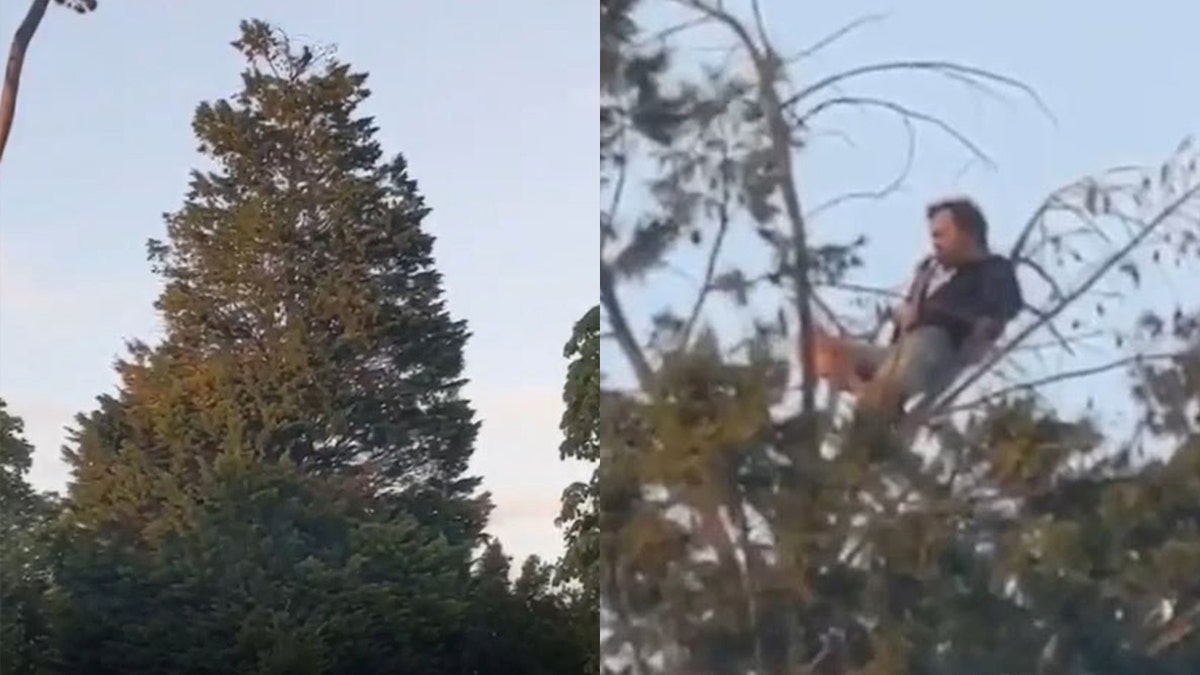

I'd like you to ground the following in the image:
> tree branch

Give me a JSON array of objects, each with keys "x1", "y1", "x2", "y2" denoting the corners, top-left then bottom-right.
[
  {"x1": 800, "y1": 96, "x2": 995, "y2": 170},
  {"x1": 673, "y1": 0, "x2": 820, "y2": 419},
  {"x1": 0, "y1": 0, "x2": 51, "y2": 165},
  {"x1": 601, "y1": 263, "x2": 654, "y2": 392},
  {"x1": 936, "y1": 352, "x2": 1181, "y2": 415},
  {"x1": 803, "y1": 115, "x2": 915, "y2": 222},
  {"x1": 780, "y1": 60, "x2": 1053, "y2": 124},
  {"x1": 681, "y1": 171, "x2": 733, "y2": 346},
  {"x1": 787, "y1": 13, "x2": 889, "y2": 63}
]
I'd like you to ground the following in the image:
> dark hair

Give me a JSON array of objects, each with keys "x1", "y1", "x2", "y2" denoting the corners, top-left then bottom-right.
[{"x1": 927, "y1": 198, "x2": 989, "y2": 250}]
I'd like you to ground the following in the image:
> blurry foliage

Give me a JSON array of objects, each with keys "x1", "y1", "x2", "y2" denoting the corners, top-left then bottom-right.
[{"x1": 599, "y1": 1, "x2": 1200, "y2": 673}]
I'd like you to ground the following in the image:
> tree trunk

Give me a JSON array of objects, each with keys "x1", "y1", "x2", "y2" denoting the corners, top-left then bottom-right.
[{"x1": 0, "y1": 0, "x2": 51, "y2": 165}]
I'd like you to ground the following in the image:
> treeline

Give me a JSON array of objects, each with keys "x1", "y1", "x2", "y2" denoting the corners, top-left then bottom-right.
[{"x1": 0, "y1": 21, "x2": 597, "y2": 675}]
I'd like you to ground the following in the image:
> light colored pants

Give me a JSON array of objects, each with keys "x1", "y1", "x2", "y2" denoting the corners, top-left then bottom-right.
[{"x1": 845, "y1": 326, "x2": 962, "y2": 415}]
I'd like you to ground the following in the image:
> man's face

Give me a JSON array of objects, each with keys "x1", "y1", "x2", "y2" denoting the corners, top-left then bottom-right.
[{"x1": 929, "y1": 210, "x2": 968, "y2": 265}]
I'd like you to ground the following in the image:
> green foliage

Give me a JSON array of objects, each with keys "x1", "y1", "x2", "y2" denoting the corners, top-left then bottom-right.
[
  {"x1": 1, "y1": 400, "x2": 58, "y2": 675},
  {"x1": 459, "y1": 542, "x2": 592, "y2": 675},
  {"x1": 556, "y1": 307, "x2": 602, "y2": 672},
  {"x1": 602, "y1": 341, "x2": 1200, "y2": 674},
  {"x1": 558, "y1": 307, "x2": 601, "y2": 588},
  {"x1": 51, "y1": 453, "x2": 470, "y2": 675}
]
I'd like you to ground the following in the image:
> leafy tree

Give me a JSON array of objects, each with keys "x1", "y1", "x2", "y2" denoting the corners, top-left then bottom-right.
[
  {"x1": 63, "y1": 19, "x2": 487, "y2": 547},
  {"x1": 556, "y1": 306, "x2": 601, "y2": 672},
  {"x1": 558, "y1": 307, "x2": 600, "y2": 594},
  {"x1": 0, "y1": 0, "x2": 97, "y2": 164},
  {"x1": 0, "y1": 399, "x2": 58, "y2": 675},
  {"x1": 457, "y1": 541, "x2": 592, "y2": 675}
]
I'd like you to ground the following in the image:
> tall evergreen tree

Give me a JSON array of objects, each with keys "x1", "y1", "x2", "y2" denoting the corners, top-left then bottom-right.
[
  {"x1": 64, "y1": 19, "x2": 486, "y2": 545},
  {"x1": 46, "y1": 20, "x2": 506, "y2": 674}
]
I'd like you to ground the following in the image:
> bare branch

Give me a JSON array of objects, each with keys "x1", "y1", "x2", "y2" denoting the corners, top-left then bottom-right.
[
  {"x1": 1015, "y1": 257, "x2": 1067, "y2": 301},
  {"x1": 815, "y1": 281, "x2": 903, "y2": 299},
  {"x1": 0, "y1": 0, "x2": 51, "y2": 165},
  {"x1": 804, "y1": 115, "x2": 915, "y2": 222},
  {"x1": 1009, "y1": 199, "x2": 1053, "y2": 258},
  {"x1": 1009, "y1": 330, "x2": 1105, "y2": 355},
  {"x1": 636, "y1": 16, "x2": 714, "y2": 47},
  {"x1": 681, "y1": 178, "x2": 733, "y2": 345},
  {"x1": 1021, "y1": 304, "x2": 1076, "y2": 356},
  {"x1": 781, "y1": 60, "x2": 1055, "y2": 125},
  {"x1": 749, "y1": 0, "x2": 771, "y2": 52},
  {"x1": 937, "y1": 352, "x2": 1181, "y2": 415},
  {"x1": 787, "y1": 13, "x2": 889, "y2": 63},
  {"x1": 601, "y1": 135, "x2": 630, "y2": 251},
  {"x1": 800, "y1": 96, "x2": 995, "y2": 170},
  {"x1": 602, "y1": 263, "x2": 654, "y2": 391}
]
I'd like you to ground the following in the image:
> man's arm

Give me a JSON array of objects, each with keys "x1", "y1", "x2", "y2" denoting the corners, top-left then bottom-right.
[
  {"x1": 962, "y1": 258, "x2": 1023, "y2": 360},
  {"x1": 982, "y1": 257, "x2": 1023, "y2": 324}
]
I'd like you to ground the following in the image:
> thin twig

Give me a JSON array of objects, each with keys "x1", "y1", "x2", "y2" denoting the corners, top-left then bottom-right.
[
  {"x1": 815, "y1": 281, "x2": 904, "y2": 298},
  {"x1": 1015, "y1": 256, "x2": 1066, "y2": 301},
  {"x1": 781, "y1": 60, "x2": 1055, "y2": 126},
  {"x1": 636, "y1": 16, "x2": 714, "y2": 47},
  {"x1": 800, "y1": 96, "x2": 995, "y2": 170},
  {"x1": 936, "y1": 352, "x2": 1181, "y2": 415},
  {"x1": 788, "y1": 13, "x2": 889, "y2": 63},
  {"x1": 1021, "y1": 304, "x2": 1076, "y2": 357},
  {"x1": 602, "y1": 145, "x2": 631, "y2": 255},
  {"x1": 681, "y1": 170, "x2": 733, "y2": 345},
  {"x1": 804, "y1": 115, "x2": 915, "y2": 222}
]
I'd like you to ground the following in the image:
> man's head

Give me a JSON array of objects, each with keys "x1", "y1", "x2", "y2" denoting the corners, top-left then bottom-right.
[{"x1": 927, "y1": 197, "x2": 989, "y2": 266}]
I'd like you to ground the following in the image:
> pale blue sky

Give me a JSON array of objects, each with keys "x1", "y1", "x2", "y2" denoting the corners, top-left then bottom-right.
[
  {"x1": 0, "y1": 1, "x2": 595, "y2": 563},
  {"x1": 605, "y1": 0, "x2": 1198, "y2": 431}
]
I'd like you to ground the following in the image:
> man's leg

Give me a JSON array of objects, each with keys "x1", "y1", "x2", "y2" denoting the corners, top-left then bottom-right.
[
  {"x1": 856, "y1": 326, "x2": 960, "y2": 418},
  {"x1": 814, "y1": 333, "x2": 888, "y2": 392}
]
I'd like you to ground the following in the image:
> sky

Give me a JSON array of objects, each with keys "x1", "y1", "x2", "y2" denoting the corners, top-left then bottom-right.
[
  {"x1": 604, "y1": 0, "x2": 1199, "y2": 432},
  {"x1": 0, "y1": 1, "x2": 595, "y2": 564}
]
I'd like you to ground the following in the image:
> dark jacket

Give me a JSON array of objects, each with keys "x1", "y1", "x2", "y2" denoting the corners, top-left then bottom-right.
[{"x1": 908, "y1": 254, "x2": 1023, "y2": 349}]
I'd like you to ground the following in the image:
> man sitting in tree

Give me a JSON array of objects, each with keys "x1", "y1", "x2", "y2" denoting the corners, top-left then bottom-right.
[{"x1": 815, "y1": 197, "x2": 1024, "y2": 419}]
